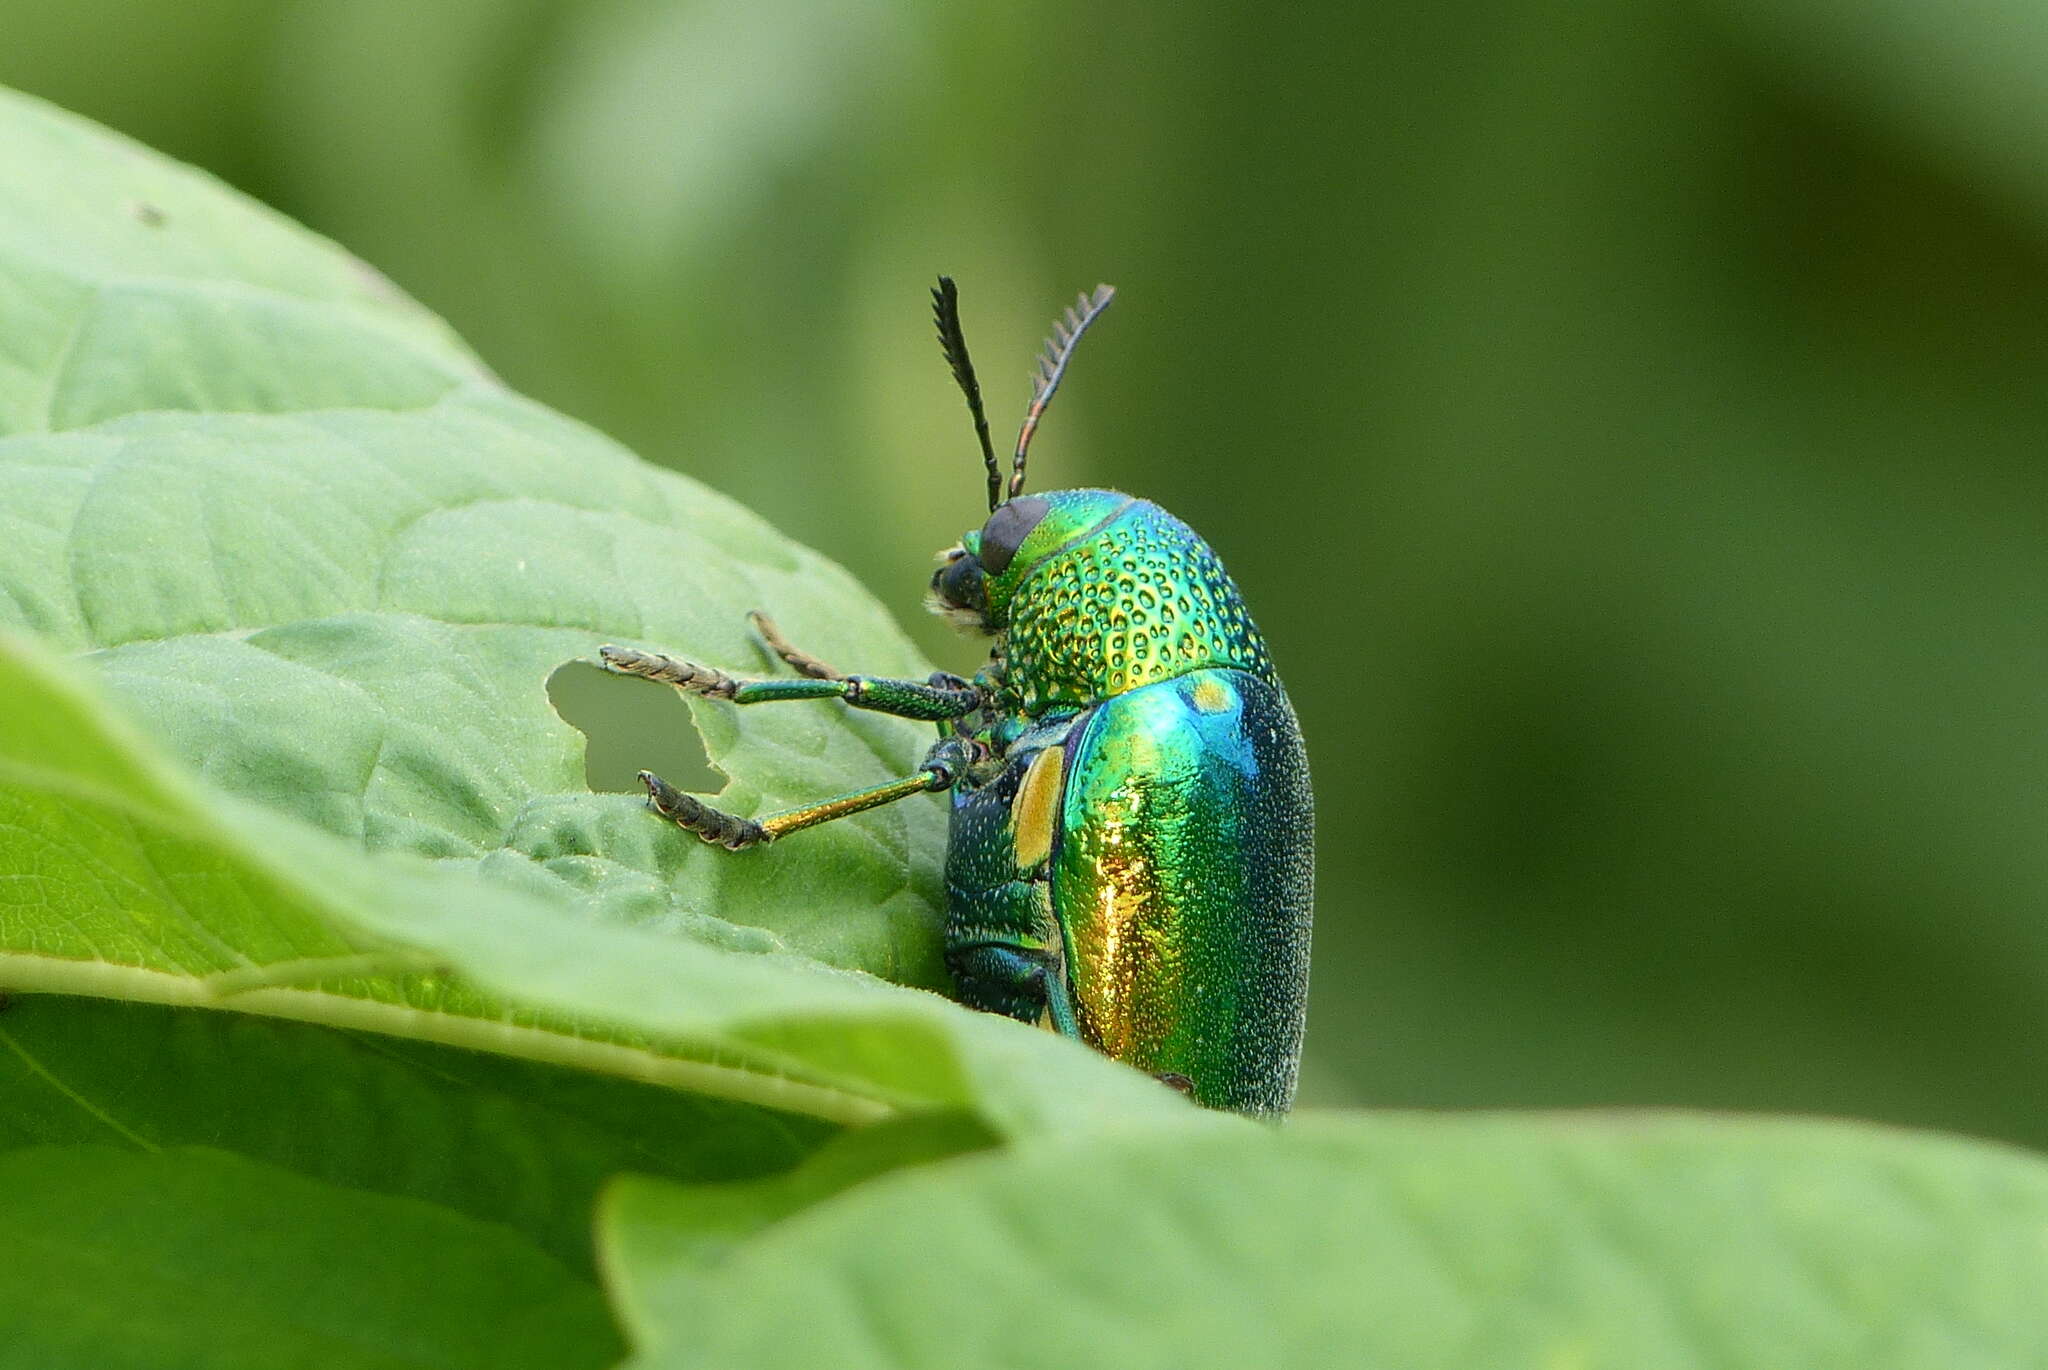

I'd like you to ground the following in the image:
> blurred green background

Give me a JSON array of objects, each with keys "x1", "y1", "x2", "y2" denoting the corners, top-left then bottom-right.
[{"x1": 10, "y1": 0, "x2": 2048, "y2": 1141}]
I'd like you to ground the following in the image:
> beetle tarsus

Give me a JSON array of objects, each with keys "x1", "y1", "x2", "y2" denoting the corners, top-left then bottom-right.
[
  {"x1": 747, "y1": 612, "x2": 843, "y2": 680},
  {"x1": 599, "y1": 644, "x2": 739, "y2": 698},
  {"x1": 639, "y1": 770, "x2": 770, "y2": 850}
]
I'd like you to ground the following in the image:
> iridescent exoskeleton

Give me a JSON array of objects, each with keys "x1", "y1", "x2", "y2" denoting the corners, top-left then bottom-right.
[{"x1": 600, "y1": 279, "x2": 1312, "y2": 1113}]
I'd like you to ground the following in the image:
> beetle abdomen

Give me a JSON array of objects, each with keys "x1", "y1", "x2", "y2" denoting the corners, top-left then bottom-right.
[
  {"x1": 942, "y1": 740, "x2": 1066, "y2": 1025},
  {"x1": 1051, "y1": 667, "x2": 1313, "y2": 1114}
]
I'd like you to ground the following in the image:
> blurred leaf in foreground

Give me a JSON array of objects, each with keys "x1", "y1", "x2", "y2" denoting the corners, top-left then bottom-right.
[{"x1": 606, "y1": 1113, "x2": 2048, "y2": 1369}]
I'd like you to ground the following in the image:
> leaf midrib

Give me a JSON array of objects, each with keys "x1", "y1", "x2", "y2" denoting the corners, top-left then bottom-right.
[{"x1": 0, "y1": 956, "x2": 896, "y2": 1128}]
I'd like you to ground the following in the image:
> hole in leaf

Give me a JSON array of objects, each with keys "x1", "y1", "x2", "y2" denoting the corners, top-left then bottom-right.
[{"x1": 547, "y1": 660, "x2": 724, "y2": 796}]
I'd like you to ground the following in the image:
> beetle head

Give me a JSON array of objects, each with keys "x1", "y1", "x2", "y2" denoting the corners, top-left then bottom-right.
[
  {"x1": 925, "y1": 277, "x2": 1116, "y2": 633},
  {"x1": 927, "y1": 494, "x2": 1049, "y2": 631},
  {"x1": 929, "y1": 489, "x2": 1132, "y2": 632}
]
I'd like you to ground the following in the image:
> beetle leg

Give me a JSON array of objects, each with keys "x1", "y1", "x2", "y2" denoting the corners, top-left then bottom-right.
[
  {"x1": 636, "y1": 738, "x2": 981, "y2": 851},
  {"x1": 1042, "y1": 965, "x2": 1082, "y2": 1040},
  {"x1": 944, "y1": 934, "x2": 1082, "y2": 1040},
  {"x1": 751, "y1": 611, "x2": 977, "y2": 699},
  {"x1": 600, "y1": 643, "x2": 983, "y2": 722},
  {"x1": 637, "y1": 768, "x2": 944, "y2": 850},
  {"x1": 946, "y1": 938, "x2": 1059, "y2": 1023},
  {"x1": 746, "y1": 611, "x2": 842, "y2": 680},
  {"x1": 598, "y1": 643, "x2": 743, "y2": 695}
]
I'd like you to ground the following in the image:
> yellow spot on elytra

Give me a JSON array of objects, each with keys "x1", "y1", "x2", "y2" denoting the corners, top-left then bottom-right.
[
  {"x1": 1012, "y1": 745, "x2": 1064, "y2": 870},
  {"x1": 1190, "y1": 676, "x2": 1232, "y2": 713}
]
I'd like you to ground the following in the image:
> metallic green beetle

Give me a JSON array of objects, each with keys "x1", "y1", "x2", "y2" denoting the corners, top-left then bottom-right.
[{"x1": 600, "y1": 278, "x2": 1312, "y2": 1113}]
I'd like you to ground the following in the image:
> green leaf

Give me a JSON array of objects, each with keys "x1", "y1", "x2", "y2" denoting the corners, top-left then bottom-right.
[
  {"x1": 0, "y1": 996, "x2": 834, "y2": 1277},
  {"x1": 0, "y1": 1145, "x2": 621, "y2": 1370},
  {"x1": 602, "y1": 1110, "x2": 1000, "y2": 1296},
  {"x1": 602, "y1": 1112, "x2": 2048, "y2": 1369},
  {"x1": 0, "y1": 86, "x2": 1181, "y2": 1136},
  {"x1": 0, "y1": 82, "x2": 947, "y2": 985},
  {"x1": 0, "y1": 626, "x2": 1178, "y2": 1132}
]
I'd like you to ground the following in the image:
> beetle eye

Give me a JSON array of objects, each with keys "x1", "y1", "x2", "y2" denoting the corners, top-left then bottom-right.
[
  {"x1": 977, "y1": 496, "x2": 1050, "y2": 576},
  {"x1": 933, "y1": 552, "x2": 986, "y2": 609}
]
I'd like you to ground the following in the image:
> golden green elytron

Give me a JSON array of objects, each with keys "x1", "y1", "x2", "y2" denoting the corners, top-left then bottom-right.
[{"x1": 601, "y1": 278, "x2": 1313, "y2": 1113}]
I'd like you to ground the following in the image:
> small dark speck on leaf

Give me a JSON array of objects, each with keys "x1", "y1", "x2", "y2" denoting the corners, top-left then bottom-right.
[{"x1": 131, "y1": 200, "x2": 168, "y2": 227}]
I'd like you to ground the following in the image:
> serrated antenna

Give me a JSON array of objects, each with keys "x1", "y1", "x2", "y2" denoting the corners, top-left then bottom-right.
[
  {"x1": 1011, "y1": 283, "x2": 1115, "y2": 501},
  {"x1": 931, "y1": 276, "x2": 1002, "y2": 512}
]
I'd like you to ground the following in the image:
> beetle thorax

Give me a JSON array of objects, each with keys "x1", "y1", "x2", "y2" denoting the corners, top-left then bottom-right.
[{"x1": 1001, "y1": 501, "x2": 1273, "y2": 713}]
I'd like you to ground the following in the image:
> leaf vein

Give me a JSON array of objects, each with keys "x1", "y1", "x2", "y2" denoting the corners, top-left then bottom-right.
[{"x1": 0, "y1": 1022, "x2": 160, "y2": 1151}]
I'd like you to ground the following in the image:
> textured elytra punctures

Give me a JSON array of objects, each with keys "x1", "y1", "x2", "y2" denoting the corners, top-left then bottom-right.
[{"x1": 1003, "y1": 502, "x2": 1273, "y2": 712}]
